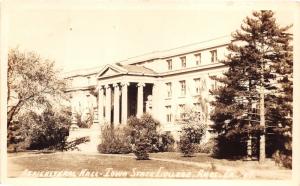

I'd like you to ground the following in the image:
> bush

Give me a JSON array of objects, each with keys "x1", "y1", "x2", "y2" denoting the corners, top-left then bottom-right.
[
  {"x1": 178, "y1": 125, "x2": 205, "y2": 157},
  {"x1": 132, "y1": 137, "x2": 151, "y2": 160},
  {"x1": 195, "y1": 139, "x2": 215, "y2": 154},
  {"x1": 97, "y1": 124, "x2": 132, "y2": 154},
  {"x1": 212, "y1": 134, "x2": 245, "y2": 158},
  {"x1": 158, "y1": 132, "x2": 175, "y2": 152},
  {"x1": 127, "y1": 113, "x2": 160, "y2": 160},
  {"x1": 8, "y1": 106, "x2": 71, "y2": 151},
  {"x1": 177, "y1": 108, "x2": 207, "y2": 157},
  {"x1": 75, "y1": 109, "x2": 94, "y2": 128}
]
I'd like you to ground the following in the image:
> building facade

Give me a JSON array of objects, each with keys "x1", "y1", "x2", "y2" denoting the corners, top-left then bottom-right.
[{"x1": 64, "y1": 37, "x2": 231, "y2": 144}]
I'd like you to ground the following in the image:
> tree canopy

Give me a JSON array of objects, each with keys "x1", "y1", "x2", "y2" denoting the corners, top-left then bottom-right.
[
  {"x1": 7, "y1": 48, "x2": 71, "y2": 150},
  {"x1": 7, "y1": 48, "x2": 67, "y2": 126},
  {"x1": 210, "y1": 10, "x2": 292, "y2": 163}
]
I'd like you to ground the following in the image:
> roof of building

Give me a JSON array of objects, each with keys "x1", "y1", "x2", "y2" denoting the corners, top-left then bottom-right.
[
  {"x1": 63, "y1": 65, "x2": 104, "y2": 78},
  {"x1": 118, "y1": 35, "x2": 232, "y2": 65},
  {"x1": 120, "y1": 64, "x2": 157, "y2": 74},
  {"x1": 63, "y1": 35, "x2": 232, "y2": 78}
]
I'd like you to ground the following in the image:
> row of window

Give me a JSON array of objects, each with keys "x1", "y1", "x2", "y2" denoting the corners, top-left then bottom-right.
[
  {"x1": 165, "y1": 103, "x2": 203, "y2": 123},
  {"x1": 166, "y1": 78, "x2": 215, "y2": 98},
  {"x1": 166, "y1": 49, "x2": 218, "y2": 70}
]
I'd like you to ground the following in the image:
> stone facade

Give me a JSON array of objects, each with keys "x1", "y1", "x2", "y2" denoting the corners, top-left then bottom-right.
[{"x1": 64, "y1": 37, "x2": 231, "y2": 151}]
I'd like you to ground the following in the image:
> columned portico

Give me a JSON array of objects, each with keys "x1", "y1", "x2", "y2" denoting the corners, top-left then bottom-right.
[
  {"x1": 113, "y1": 83, "x2": 120, "y2": 125},
  {"x1": 137, "y1": 82, "x2": 145, "y2": 117},
  {"x1": 98, "y1": 81, "x2": 153, "y2": 125},
  {"x1": 105, "y1": 84, "x2": 112, "y2": 124},
  {"x1": 95, "y1": 64, "x2": 156, "y2": 125}
]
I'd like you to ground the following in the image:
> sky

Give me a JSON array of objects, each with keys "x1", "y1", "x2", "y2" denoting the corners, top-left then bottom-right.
[{"x1": 7, "y1": 0, "x2": 295, "y2": 73}]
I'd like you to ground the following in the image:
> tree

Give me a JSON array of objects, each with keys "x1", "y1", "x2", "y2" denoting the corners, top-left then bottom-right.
[
  {"x1": 178, "y1": 107, "x2": 207, "y2": 157},
  {"x1": 7, "y1": 48, "x2": 67, "y2": 126},
  {"x1": 7, "y1": 48, "x2": 70, "y2": 150},
  {"x1": 14, "y1": 105, "x2": 71, "y2": 150},
  {"x1": 126, "y1": 113, "x2": 160, "y2": 160},
  {"x1": 210, "y1": 11, "x2": 292, "y2": 162}
]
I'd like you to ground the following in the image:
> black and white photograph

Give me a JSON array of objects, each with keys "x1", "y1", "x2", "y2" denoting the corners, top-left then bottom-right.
[{"x1": 0, "y1": 0, "x2": 299, "y2": 186}]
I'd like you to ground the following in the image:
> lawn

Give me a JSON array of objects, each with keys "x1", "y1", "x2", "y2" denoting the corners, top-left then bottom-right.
[{"x1": 8, "y1": 152, "x2": 291, "y2": 179}]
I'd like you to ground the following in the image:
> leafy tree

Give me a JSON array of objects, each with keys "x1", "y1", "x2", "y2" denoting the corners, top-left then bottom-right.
[
  {"x1": 178, "y1": 107, "x2": 207, "y2": 157},
  {"x1": 7, "y1": 48, "x2": 70, "y2": 150},
  {"x1": 97, "y1": 124, "x2": 132, "y2": 154},
  {"x1": 210, "y1": 10, "x2": 292, "y2": 162},
  {"x1": 12, "y1": 105, "x2": 71, "y2": 150},
  {"x1": 126, "y1": 113, "x2": 160, "y2": 160},
  {"x1": 7, "y1": 48, "x2": 67, "y2": 127}
]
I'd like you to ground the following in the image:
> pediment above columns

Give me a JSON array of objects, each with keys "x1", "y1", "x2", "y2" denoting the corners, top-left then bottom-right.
[
  {"x1": 97, "y1": 64, "x2": 128, "y2": 79},
  {"x1": 97, "y1": 64, "x2": 157, "y2": 80}
]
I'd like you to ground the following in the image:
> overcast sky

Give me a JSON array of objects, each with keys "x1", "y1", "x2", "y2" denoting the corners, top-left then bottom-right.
[{"x1": 7, "y1": 0, "x2": 295, "y2": 72}]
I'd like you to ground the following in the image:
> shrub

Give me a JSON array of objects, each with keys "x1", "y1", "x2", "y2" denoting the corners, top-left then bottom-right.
[
  {"x1": 126, "y1": 113, "x2": 160, "y2": 160},
  {"x1": 158, "y1": 132, "x2": 175, "y2": 152},
  {"x1": 195, "y1": 139, "x2": 215, "y2": 154},
  {"x1": 8, "y1": 106, "x2": 71, "y2": 151},
  {"x1": 179, "y1": 135, "x2": 197, "y2": 157},
  {"x1": 212, "y1": 135, "x2": 245, "y2": 158},
  {"x1": 272, "y1": 145, "x2": 292, "y2": 169},
  {"x1": 177, "y1": 107, "x2": 207, "y2": 157},
  {"x1": 75, "y1": 109, "x2": 94, "y2": 128},
  {"x1": 97, "y1": 124, "x2": 132, "y2": 154},
  {"x1": 132, "y1": 137, "x2": 151, "y2": 160}
]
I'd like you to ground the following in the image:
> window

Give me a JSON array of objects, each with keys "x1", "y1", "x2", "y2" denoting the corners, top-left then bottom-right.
[
  {"x1": 166, "y1": 82, "x2": 172, "y2": 98},
  {"x1": 194, "y1": 78, "x2": 201, "y2": 94},
  {"x1": 251, "y1": 103, "x2": 258, "y2": 115},
  {"x1": 210, "y1": 50, "x2": 218, "y2": 63},
  {"x1": 180, "y1": 56, "x2": 186, "y2": 68},
  {"x1": 179, "y1": 104, "x2": 186, "y2": 119},
  {"x1": 166, "y1": 106, "x2": 172, "y2": 123},
  {"x1": 211, "y1": 80, "x2": 218, "y2": 91},
  {"x1": 193, "y1": 103, "x2": 201, "y2": 112},
  {"x1": 87, "y1": 76, "x2": 91, "y2": 85},
  {"x1": 167, "y1": 59, "x2": 172, "y2": 70},
  {"x1": 179, "y1": 80, "x2": 186, "y2": 96},
  {"x1": 103, "y1": 106, "x2": 106, "y2": 118},
  {"x1": 195, "y1": 53, "x2": 201, "y2": 65}
]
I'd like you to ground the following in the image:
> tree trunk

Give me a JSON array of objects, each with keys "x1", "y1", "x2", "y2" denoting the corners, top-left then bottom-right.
[{"x1": 259, "y1": 72, "x2": 266, "y2": 162}]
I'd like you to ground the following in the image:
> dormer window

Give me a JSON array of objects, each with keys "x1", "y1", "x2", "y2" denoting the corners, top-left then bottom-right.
[{"x1": 180, "y1": 56, "x2": 186, "y2": 68}]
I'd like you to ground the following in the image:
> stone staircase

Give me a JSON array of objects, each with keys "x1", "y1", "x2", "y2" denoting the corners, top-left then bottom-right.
[
  {"x1": 67, "y1": 107, "x2": 102, "y2": 152},
  {"x1": 67, "y1": 123, "x2": 102, "y2": 152}
]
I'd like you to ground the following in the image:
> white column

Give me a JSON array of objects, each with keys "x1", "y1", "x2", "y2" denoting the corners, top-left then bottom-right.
[
  {"x1": 137, "y1": 82, "x2": 145, "y2": 117},
  {"x1": 98, "y1": 86, "x2": 104, "y2": 124},
  {"x1": 105, "y1": 84, "x2": 112, "y2": 124},
  {"x1": 113, "y1": 83, "x2": 120, "y2": 125},
  {"x1": 121, "y1": 82, "x2": 129, "y2": 124}
]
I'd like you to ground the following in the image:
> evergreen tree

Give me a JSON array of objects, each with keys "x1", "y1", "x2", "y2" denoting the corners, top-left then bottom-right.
[{"x1": 210, "y1": 10, "x2": 292, "y2": 162}]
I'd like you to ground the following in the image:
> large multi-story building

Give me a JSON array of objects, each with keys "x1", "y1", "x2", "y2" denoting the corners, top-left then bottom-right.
[{"x1": 64, "y1": 36, "x2": 231, "y2": 148}]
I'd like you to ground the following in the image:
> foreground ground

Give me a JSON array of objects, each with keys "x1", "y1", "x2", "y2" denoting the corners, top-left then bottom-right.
[{"x1": 8, "y1": 152, "x2": 291, "y2": 179}]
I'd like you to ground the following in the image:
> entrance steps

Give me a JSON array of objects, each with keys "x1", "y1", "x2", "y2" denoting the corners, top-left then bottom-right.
[{"x1": 67, "y1": 123, "x2": 101, "y2": 153}]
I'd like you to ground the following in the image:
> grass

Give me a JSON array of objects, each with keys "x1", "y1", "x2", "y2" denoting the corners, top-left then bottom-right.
[
  {"x1": 8, "y1": 152, "x2": 291, "y2": 179},
  {"x1": 150, "y1": 152, "x2": 286, "y2": 169},
  {"x1": 8, "y1": 152, "x2": 204, "y2": 178}
]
